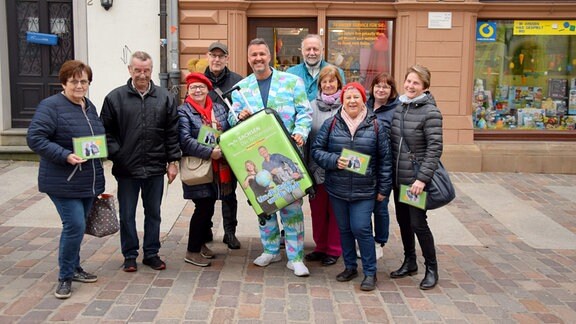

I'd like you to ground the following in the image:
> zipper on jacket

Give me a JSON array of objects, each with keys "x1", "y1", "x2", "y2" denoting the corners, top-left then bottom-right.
[
  {"x1": 395, "y1": 105, "x2": 410, "y2": 185},
  {"x1": 67, "y1": 104, "x2": 98, "y2": 196}
]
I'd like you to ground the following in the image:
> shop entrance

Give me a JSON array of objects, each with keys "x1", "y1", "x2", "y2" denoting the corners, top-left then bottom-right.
[{"x1": 248, "y1": 18, "x2": 317, "y2": 72}]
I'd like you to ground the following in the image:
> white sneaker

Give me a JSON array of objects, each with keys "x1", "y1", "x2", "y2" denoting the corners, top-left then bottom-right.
[
  {"x1": 286, "y1": 261, "x2": 310, "y2": 277},
  {"x1": 253, "y1": 253, "x2": 281, "y2": 267},
  {"x1": 375, "y1": 243, "x2": 384, "y2": 260}
]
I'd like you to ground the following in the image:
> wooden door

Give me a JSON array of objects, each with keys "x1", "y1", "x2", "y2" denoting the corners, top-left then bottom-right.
[{"x1": 7, "y1": 0, "x2": 74, "y2": 128}]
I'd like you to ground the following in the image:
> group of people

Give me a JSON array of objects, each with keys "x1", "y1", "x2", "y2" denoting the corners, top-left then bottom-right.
[{"x1": 27, "y1": 33, "x2": 445, "y2": 299}]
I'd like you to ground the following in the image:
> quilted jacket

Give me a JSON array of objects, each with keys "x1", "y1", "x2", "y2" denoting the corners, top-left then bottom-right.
[
  {"x1": 27, "y1": 93, "x2": 105, "y2": 198},
  {"x1": 390, "y1": 92, "x2": 443, "y2": 187},
  {"x1": 311, "y1": 109, "x2": 393, "y2": 201}
]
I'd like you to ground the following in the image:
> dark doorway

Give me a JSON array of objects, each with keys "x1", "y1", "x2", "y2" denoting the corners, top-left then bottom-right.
[
  {"x1": 247, "y1": 18, "x2": 317, "y2": 73},
  {"x1": 6, "y1": 0, "x2": 74, "y2": 128}
]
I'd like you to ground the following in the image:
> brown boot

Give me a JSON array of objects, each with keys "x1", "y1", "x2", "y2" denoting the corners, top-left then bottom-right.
[{"x1": 184, "y1": 251, "x2": 211, "y2": 267}]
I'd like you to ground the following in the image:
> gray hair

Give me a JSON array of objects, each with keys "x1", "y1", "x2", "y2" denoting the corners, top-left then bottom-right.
[{"x1": 301, "y1": 34, "x2": 323, "y2": 49}]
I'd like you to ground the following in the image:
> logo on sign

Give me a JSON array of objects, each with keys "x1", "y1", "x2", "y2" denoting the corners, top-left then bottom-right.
[{"x1": 477, "y1": 22, "x2": 496, "y2": 42}]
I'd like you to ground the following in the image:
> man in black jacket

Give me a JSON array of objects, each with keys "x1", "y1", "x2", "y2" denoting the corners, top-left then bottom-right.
[
  {"x1": 101, "y1": 51, "x2": 181, "y2": 272},
  {"x1": 203, "y1": 42, "x2": 243, "y2": 249}
]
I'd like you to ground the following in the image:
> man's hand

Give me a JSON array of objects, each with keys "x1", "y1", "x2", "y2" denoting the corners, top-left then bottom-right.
[
  {"x1": 291, "y1": 134, "x2": 304, "y2": 147},
  {"x1": 376, "y1": 193, "x2": 386, "y2": 202},
  {"x1": 167, "y1": 162, "x2": 178, "y2": 184},
  {"x1": 238, "y1": 108, "x2": 252, "y2": 121}
]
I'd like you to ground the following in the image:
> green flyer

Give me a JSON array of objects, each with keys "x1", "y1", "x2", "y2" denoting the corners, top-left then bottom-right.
[
  {"x1": 197, "y1": 125, "x2": 221, "y2": 147},
  {"x1": 399, "y1": 184, "x2": 427, "y2": 210},
  {"x1": 341, "y1": 148, "x2": 370, "y2": 175},
  {"x1": 73, "y1": 135, "x2": 108, "y2": 159}
]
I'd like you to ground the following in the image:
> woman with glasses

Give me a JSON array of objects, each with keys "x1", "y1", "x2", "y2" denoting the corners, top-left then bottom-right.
[
  {"x1": 178, "y1": 72, "x2": 234, "y2": 267},
  {"x1": 305, "y1": 65, "x2": 344, "y2": 267},
  {"x1": 365, "y1": 73, "x2": 400, "y2": 258},
  {"x1": 27, "y1": 60, "x2": 105, "y2": 299}
]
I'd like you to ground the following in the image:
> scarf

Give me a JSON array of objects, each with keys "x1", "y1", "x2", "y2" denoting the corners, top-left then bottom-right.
[
  {"x1": 321, "y1": 90, "x2": 342, "y2": 105},
  {"x1": 341, "y1": 106, "x2": 367, "y2": 136},
  {"x1": 186, "y1": 95, "x2": 213, "y2": 122},
  {"x1": 399, "y1": 93, "x2": 427, "y2": 104}
]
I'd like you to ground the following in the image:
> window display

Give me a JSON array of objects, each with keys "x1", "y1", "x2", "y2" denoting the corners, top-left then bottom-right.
[
  {"x1": 326, "y1": 19, "x2": 394, "y2": 90},
  {"x1": 473, "y1": 20, "x2": 576, "y2": 131}
]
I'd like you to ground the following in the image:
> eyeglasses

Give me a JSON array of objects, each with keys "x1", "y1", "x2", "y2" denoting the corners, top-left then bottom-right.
[
  {"x1": 374, "y1": 84, "x2": 391, "y2": 90},
  {"x1": 68, "y1": 79, "x2": 90, "y2": 86},
  {"x1": 189, "y1": 85, "x2": 207, "y2": 91},
  {"x1": 208, "y1": 53, "x2": 228, "y2": 60}
]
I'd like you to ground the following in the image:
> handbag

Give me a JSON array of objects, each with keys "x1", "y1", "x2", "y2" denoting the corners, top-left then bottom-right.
[
  {"x1": 400, "y1": 112, "x2": 455, "y2": 210},
  {"x1": 180, "y1": 155, "x2": 213, "y2": 185},
  {"x1": 85, "y1": 194, "x2": 119, "y2": 237}
]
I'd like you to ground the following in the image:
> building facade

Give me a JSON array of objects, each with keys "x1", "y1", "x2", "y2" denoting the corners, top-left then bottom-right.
[
  {"x1": 180, "y1": 0, "x2": 576, "y2": 174},
  {"x1": 1, "y1": 0, "x2": 575, "y2": 173}
]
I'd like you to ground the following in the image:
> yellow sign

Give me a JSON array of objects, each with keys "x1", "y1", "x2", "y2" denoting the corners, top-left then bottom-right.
[{"x1": 514, "y1": 20, "x2": 576, "y2": 35}]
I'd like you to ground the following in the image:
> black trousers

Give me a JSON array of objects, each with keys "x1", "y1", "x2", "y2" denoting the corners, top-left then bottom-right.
[
  {"x1": 221, "y1": 193, "x2": 238, "y2": 234},
  {"x1": 393, "y1": 187, "x2": 437, "y2": 267},
  {"x1": 188, "y1": 198, "x2": 216, "y2": 252}
]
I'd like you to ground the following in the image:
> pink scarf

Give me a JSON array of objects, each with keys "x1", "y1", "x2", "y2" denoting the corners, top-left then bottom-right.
[{"x1": 341, "y1": 107, "x2": 367, "y2": 136}]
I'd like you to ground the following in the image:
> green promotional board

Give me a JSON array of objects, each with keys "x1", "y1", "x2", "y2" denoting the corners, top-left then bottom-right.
[{"x1": 219, "y1": 109, "x2": 314, "y2": 224}]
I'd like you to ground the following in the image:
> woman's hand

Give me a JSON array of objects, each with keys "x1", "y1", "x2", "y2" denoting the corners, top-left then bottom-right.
[
  {"x1": 66, "y1": 153, "x2": 86, "y2": 165},
  {"x1": 410, "y1": 180, "x2": 426, "y2": 195},
  {"x1": 337, "y1": 156, "x2": 349, "y2": 169},
  {"x1": 210, "y1": 146, "x2": 222, "y2": 160},
  {"x1": 376, "y1": 193, "x2": 386, "y2": 202}
]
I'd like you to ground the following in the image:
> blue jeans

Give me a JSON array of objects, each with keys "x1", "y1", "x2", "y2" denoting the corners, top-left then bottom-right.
[
  {"x1": 373, "y1": 196, "x2": 390, "y2": 245},
  {"x1": 329, "y1": 196, "x2": 376, "y2": 276},
  {"x1": 49, "y1": 195, "x2": 95, "y2": 281},
  {"x1": 116, "y1": 176, "x2": 163, "y2": 260}
]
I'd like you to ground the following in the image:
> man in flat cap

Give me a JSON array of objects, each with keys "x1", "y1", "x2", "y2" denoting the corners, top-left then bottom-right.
[{"x1": 204, "y1": 42, "x2": 243, "y2": 249}]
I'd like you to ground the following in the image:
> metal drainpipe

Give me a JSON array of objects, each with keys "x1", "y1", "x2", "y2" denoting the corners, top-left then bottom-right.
[
  {"x1": 167, "y1": 0, "x2": 180, "y2": 97},
  {"x1": 159, "y1": 0, "x2": 169, "y2": 89}
]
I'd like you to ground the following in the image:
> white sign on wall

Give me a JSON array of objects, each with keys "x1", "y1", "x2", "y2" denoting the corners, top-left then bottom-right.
[{"x1": 428, "y1": 12, "x2": 452, "y2": 29}]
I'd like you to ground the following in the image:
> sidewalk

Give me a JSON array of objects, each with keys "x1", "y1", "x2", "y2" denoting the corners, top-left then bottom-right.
[{"x1": 0, "y1": 160, "x2": 575, "y2": 323}]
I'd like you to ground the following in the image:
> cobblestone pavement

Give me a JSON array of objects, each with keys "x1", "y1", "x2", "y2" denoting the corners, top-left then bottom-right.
[{"x1": 0, "y1": 161, "x2": 575, "y2": 323}]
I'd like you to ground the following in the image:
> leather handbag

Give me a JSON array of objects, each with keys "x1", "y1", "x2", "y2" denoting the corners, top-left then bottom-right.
[
  {"x1": 85, "y1": 194, "x2": 119, "y2": 237},
  {"x1": 400, "y1": 113, "x2": 455, "y2": 210},
  {"x1": 180, "y1": 155, "x2": 213, "y2": 185}
]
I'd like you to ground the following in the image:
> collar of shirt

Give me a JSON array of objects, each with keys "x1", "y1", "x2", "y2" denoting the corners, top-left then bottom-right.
[
  {"x1": 131, "y1": 81, "x2": 151, "y2": 98},
  {"x1": 305, "y1": 63, "x2": 321, "y2": 79}
]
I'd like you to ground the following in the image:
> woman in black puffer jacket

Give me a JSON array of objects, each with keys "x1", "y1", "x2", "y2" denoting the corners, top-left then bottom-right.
[
  {"x1": 312, "y1": 82, "x2": 392, "y2": 291},
  {"x1": 389, "y1": 64, "x2": 443, "y2": 290}
]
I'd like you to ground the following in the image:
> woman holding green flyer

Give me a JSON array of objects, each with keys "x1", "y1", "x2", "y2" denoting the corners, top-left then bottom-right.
[
  {"x1": 311, "y1": 82, "x2": 393, "y2": 291},
  {"x1": 178, "y1": 72, "x2": 237, "y2": 267},
  {"x1": 27, "y1": 60, "x2": 105, "y2": 299},
  {"x1": 389, "y1": 64, "x2": 443, "y2": 290}
]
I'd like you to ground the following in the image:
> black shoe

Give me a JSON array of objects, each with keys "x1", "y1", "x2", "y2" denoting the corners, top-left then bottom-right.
[
  {"x1": 123, "y1": 258, "x2": 137, "y2": 272},
  {"x1": 390, "y1": 257, "x2": 418, "y2": 278},
  {"x1": 223, "y1": 233, "x2": 241, "y2": 249},
  {"x1": 305, "y1": 251, "x2": 326, "y2": 262},
  {"x1": 73, "y1": 269, "x2": 98, "y2": 283},
  {"x1": 419, "y1": 265, "x2": 439, "y2": 290},
  {"x1": 336, "y1": 268, "x2": 358, "y2": 282},
  {"x1": 360, "y1": 275, "x2": 377, "y2": 291},
  {"x1": 143, "y1": 256, "x2": 166, "y2": 270},
  {"x1": 321, "y1": 255, "x2": 339, "y2": 266},
  {"x1": 54, "y1": 279, "x2": 72, "y2": 299}
]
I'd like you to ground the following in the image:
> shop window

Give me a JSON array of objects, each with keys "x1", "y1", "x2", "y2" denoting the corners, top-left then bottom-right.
[
  {"x1": 326, "y1": 19, "x2": 394, "y2": 91},
  {"x1": 473, "y1": 20, "x2": 576, "y2": 133}
]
